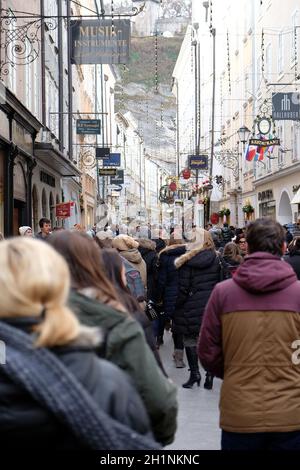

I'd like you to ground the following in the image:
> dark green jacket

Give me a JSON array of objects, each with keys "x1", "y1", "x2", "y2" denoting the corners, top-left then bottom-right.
[{"x1": 68, "y1": 290, "x2": 177, "y2": 446}]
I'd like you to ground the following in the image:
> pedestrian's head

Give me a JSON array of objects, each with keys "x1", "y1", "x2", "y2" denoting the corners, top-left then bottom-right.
[
  {"x1": 223, "y1": 223, "x2": 228, "y2": 228},
  {"x1": 223, "y1": 242, "x2": 243, "y2": 263},
  {"x1": 95, "y1": 230, "x2": 114, "y2": 249},
  {"x1": 39, "y1": 218, "x2": 51, "y2": 234},
  {"x1": 112, "y1": 234, "x2": 139, "y2": 252},
  {"x1": 19, "y1": 226, "x2": 33, "y2": 237},
  {"x1": 187, "y1": 228, "x2": 215, "y2": 252},
  {"x1": 101, "y1": 248, "x2": 141, "y2": 314},
  {"x1": 48, "y1": 230, "x2": 121, "y2": 309},
  {"x1": 246, "y1": 218, "x2": 286, "y2": 256},
  {"x1": 0, "y1": 238, "x2": 79, "y2": 347},
  {"x1": 235, "y1": 233, "x2": 248, "y2": 254}
]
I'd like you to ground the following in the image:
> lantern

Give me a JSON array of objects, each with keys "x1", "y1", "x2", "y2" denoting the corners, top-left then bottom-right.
[
  {"x1": 210, "y1": 213, "x2": 219, "y2": 225},
  {"x1": 169, "y1": 181, "x2": 177, "y2": 192},
  {"x1": 182, "y1": 169, "x2": 191, "y2": 180}
]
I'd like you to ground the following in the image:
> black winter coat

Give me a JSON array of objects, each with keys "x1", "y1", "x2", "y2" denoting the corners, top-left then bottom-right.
[
  {"x1": 138, "y1": 239, "x2": 158, "y2": 301},
  {"x1": 173, "y1": 248, "x2": 221, "y2": 336},
  {"x1": 156, "y1": 245, "x2": 187, "y2": 318},
  {"x1": 0, "y1": 319, "x2": 151, "y2": 450},
  {"x1": 284, "y1": 251, "x2": 300, "y2": 280}
]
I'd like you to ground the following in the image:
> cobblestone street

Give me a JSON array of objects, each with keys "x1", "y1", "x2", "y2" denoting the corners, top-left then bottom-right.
[{"x1": 160, "y1": 330, "x2": 222, "y2": 450}]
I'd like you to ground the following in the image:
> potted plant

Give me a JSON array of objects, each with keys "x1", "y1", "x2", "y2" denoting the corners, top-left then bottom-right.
[{"x1": 242, "y1": 204, "x2": 254, "y2": 214}]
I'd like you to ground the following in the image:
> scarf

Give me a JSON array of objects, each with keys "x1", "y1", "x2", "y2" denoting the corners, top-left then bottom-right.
[{"x1": 0, "y1": 321, "x2": 160, "y2": 450}]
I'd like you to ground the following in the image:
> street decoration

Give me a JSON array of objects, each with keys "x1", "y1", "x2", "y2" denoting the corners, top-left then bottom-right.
[
  {"x1": 159, "y1": 185, "x2": 175, "y2": 204},
  {"x1": 210, "y1": 212, "x2": 219, "y2": 224},
  {"x1": 169, "y1": 182, "x2": 177, "y2": 192},
  {"x1": 0, "y1": 3, "x2": 145, "y2": 77},
  {"x1": 56, "y1": 201, "x2": 75, "y2": 218},
  {"x1": 182, "y1": 169, "x2": 191, "y2": 180}
]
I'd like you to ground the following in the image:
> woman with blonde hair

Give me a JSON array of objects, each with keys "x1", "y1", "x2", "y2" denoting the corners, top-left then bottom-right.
[
  {"x1": 0, "y1": 238, "x2": 158, "y2": 450},
  {"x1": 174, "y1": 228, "x2": 223, "y2": 389},
  {"x1": 222, "y1": 242, "x2": 243, "y2": 278},
  {"x1": 48, "y1": 230, "x2": 178, "y2": 447}
]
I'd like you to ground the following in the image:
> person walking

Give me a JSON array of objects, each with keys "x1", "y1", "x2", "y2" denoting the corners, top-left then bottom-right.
[
  {"x1": 36, "y1": 218, "x2": 51, "y2": 240},
  {"x1": 112, "y1": 235, "x2": 147, "y2": 289},
  {"x1": 0, "y1": 238, "x2": 157, "y2": 450},
  {"x1": 284, "y1": 236, "x2": 300, "y2": 280},
  {"x1": 101, "y1": 248, "x2": 166, "y2": 375},
  {"x1": 137, "y1": 238, "x2": 158, "y2": 302},
  {"x1": 19, "y1": 226, "x2": 33, "y2": 237},
  {"x1": 156, "y1": 238, "x2": 187, "y2": 367},
  {"x1": 174, "y1": 228, "x2": 222, "y2": 389},
  {"x1": 222, "y1": 242, "x2": 243, "y2": 278},
  {"x1": 221, "y1": 223, "x2": 234, "y2": 247},
  {"x1": 48, "y1": 231, "x2": 178, "y2": 446},
  {"x1": 199, "y1": 218, "x2": 300, "y2": 450}
]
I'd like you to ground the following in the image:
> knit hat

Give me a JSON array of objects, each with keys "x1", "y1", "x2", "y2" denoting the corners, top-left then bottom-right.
[
  {"x1": 96, "y1": 230, "x2": 114, "y2": 241},
  {"x1": 19, "y1": 226, "x2": 32, "y2": 236},
  {"x1": 112, "y1": 234, "x2": 139, "y2": 251}
]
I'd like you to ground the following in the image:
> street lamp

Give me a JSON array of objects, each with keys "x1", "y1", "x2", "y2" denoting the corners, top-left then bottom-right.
[{"x1": 237, "y1": 125, "x2": 251, "y2": 152}]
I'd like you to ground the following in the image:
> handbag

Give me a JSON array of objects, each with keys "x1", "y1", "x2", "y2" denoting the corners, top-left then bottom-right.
[{"x1": 145, "y1": 300, "x2": 164, "y2": 322}]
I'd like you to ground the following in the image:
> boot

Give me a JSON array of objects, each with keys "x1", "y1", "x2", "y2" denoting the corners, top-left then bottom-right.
[
  {"x1": 174, "y1": 349, "x2": 186, "y2": 368},
  {"x1": 182, "y1": 346, "x2": 201, "y2": 388},
  {"x1": 204, "y1": 372, "x2": 214, "y2": 390}
]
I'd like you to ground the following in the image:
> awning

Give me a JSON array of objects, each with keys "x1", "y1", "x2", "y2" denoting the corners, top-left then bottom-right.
[
  {"x1": 291, "y1": 188, "x2": 300, "y2": 204},
  {"x1": 34, "y1": 142, "x2": 81, "y2": 177}
]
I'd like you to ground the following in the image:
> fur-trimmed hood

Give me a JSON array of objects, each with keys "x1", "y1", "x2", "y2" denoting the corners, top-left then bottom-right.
[
  {"x1": 175, "y1": 247, "x2": 216, "y2": 270},
  {"x1": 112, "y1": 235, "x2": 139, "y2": 251},
  {"x1": 70, "y1": 325, "x2": 103, "y2": 349},
  {"x1": 159, "y1": 244, "x2": 186, "y2": 259},
  {"x1": 137, "y1": 238, "x2": 156, "y2": 252}
]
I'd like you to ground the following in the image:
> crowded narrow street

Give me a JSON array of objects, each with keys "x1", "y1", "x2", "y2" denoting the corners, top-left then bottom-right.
[
  {"x1": 2, "y1": 0, "x2": 300, "y2": 461},
  {"x1": 160, "y1": 330, "x2": 221, "y2": 451}
]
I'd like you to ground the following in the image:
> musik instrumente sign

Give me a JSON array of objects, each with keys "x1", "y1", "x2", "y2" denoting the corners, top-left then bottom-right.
[
  {"x1": 76, "y1": 119, "x2": 101, "y2": 135},
  {"x1": 71, "y1": 19, "x2": 130, "y2": 64}
]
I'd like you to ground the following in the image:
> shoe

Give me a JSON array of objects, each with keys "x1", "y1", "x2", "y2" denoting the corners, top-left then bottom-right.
[
  {"x1": 182, "y1": 346, "x2": 201, "y2": 388},
  {"x1": 174, "y1": 349, "x2": 186, "y2": 368},
  {"x1": 204, "y1": 372, "x2": 214, "y2": 390},
  {"x1": 182, "y1": 370, "x2": 201, "y2": 388},
  {"x1": 156, "y1": 336, "x2": 164, "y2": 348}
]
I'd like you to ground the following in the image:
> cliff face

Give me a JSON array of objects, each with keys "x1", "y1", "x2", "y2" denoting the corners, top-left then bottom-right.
[{"x1": 115, "y1": 36, "x2": 184, "y2": 168}]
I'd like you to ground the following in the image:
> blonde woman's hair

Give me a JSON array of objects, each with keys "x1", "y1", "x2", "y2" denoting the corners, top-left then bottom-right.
[
  {"x1": 187, "y1": 227, "x2": 215, "y2": 252},
  {"x1": 0, "y1": 238, "x2": 80, "y2": 348}
]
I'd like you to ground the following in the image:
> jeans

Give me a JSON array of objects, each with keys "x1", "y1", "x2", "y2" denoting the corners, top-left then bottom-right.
[{"x1": 222, "y1": 430, "x2": 300, "y2": 450}]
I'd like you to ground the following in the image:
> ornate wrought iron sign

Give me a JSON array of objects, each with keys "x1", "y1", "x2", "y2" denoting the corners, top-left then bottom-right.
[{"x1": 0, "y1": 9, "x2": 57, "y2": 77}]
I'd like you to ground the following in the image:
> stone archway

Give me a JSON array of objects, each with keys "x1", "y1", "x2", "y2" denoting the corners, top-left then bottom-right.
[
  {"x1": 278, "y1": 190, "x2": 293, "y2": 225},
  {"x1": 49, "y1": 192, "x2": 54, "y2": 228},
  {"x1": 32, "y1": 185, "x2": 39, "y2": 234},
  {"x1": 42, "y1": 189, "x2": 47, "y2": 217}
]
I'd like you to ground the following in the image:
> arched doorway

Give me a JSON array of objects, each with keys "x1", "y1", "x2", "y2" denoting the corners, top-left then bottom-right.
[
  {"x1": 32, "y1": 185, "x2": 39, "y2": 234},
  {"x1": 42, "y1": 189, "x2": 47, "y2": 218},
  {"x1": 49, "y1": 192, "x2": 54, "y2": 228},
  {"x1": 278, "y1": 191, "x2": 293, "y2": 225},
  {"x1": 13, "y1": 162, "x2": 27, "y2": 236}
]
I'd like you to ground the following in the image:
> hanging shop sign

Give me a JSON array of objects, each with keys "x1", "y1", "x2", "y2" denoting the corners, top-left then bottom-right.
[
  {"x1": 76, "y1": 119, "x2": 101, "y2": 135},
  {"x1": 188, "y1": 155, "x2": 208, "y2": 170},
  {"x1": 110, "y1": 169, "x2": 124, "y2": 185},
  {"x1": 105, "y1": 153, "x2": 121, "y2": 167},
  {"x1": 272, "y1": 93, "x2": 300, "y2": 121},
  {"x1": 96, "y1": 147, "x2": 110, "y2": 159},
  {"x1": 71, "y1": 19, "x2": 130, "y2": 65},
  {"x1": 249, "y1": 137, "x2": 280, "y2": 147},
  {"x1": 56, "y1": 202, "x2": 74, "y2": 218},
  {"x1": 99, "y1": 168, "x2": 117, "y2": 176}
]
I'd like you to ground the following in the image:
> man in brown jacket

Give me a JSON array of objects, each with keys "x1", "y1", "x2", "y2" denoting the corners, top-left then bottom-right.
[{"x1": 198, "y1": 218, "x2": 300, "y2": 450}]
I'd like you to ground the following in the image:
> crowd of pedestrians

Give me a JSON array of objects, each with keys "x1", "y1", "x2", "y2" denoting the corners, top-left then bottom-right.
[{"x1": 1, "y1": 216, "x2": 300, "y2": 450}]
